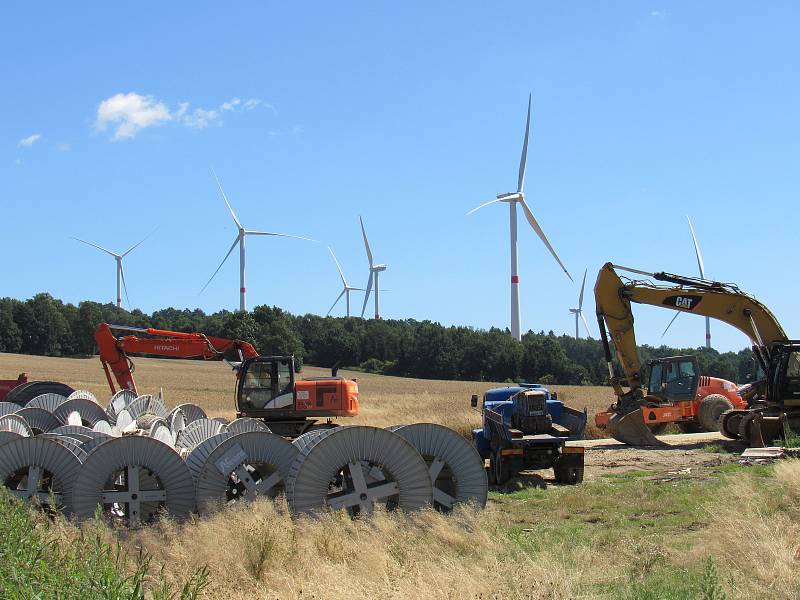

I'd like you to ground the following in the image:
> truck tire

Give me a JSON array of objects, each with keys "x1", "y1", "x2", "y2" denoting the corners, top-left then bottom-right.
[
  {"x1": 5, "y1": 381, "x2": 74, "y2": 408},
  {"x1": 698, "y1": 394, "x2": 735, "y2": 432},
  {"x1": 719, "y1": 409, "x2": 745, "y2": 440},
  {"x1": 554, "y1": 455, "x2": 583, "y2": 485},
  {"x1": 491, "y1": 450, "x2": 510, "y2": 485}
]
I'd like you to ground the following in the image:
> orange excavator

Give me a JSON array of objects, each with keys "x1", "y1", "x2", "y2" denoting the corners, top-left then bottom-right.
[{"x1": 94, "y1": 322, "x2": 359, "y2": 436}]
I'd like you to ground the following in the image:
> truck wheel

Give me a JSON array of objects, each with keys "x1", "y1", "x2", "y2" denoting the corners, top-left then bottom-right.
[
  {"x1": 554, "y1": 455, "x2": 584, "y2": 485},
  {"x1": 699, "y1": 394, "x2": 735, "y2": 431},
  {"x1": 492, "y1": 450, "x2": 510, "y2": 485},
  {"x1": 719, "y1": 409, "x2": 744, "y2": 440}
]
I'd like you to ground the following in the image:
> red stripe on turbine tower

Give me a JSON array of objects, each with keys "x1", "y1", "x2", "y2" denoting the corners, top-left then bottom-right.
[
  {"x1": 240, "y1": 287, "x2": 246, "y2": 293},
  {"x1": 511, "y1": 275, "x2": 519, "y2": 283}
]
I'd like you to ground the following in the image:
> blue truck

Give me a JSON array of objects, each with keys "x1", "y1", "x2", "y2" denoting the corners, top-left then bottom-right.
[{"x1": 470, "y1": 383, "x2": 587, "y2": 485}]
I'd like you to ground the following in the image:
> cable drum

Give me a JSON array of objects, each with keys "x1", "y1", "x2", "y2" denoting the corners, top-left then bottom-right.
[
  {"x1": 16, "y1": 407, "x2": 60, "y2": 434},
  {"x1": 0, "y1": 437, "x2": 82, "y2": 514},
  {"x1": 0, "y1": 431, "x2": 23, "y2": 447},
  {"x1": 0, "y1": 402, "x2": 21, "y2": 417},
  {"x1": 173, "y1": 404, "x2": 207, "y2": 425},
  {"x1": 41, "y1": 435, "x2": 90, "y2": 462},
  {"x1": 71, "y1": 436, "x2": 195, "y2": 525},
  {"x1": 194, "y1": 432, "x2": 299, "y2": 514},
  {"x1": 53, "y1": 399, "x2": 108, "y2": 428},
  {"x1": 0, "y1": 414, "x2": 33, "y2": 437},
  {"x1": 227, "y1": 418, "x2": 271, "y2": 434},
  {"x1": 286, "y1": 425, "x2": 433, "y2": 516},
  {"x1": 175, "y1": 418, "x2": 227, "y2": 451},
  {"x1": 66, "y1": 390, "x2": 100, "y2": 404},
  {"x1": 387, "y1": 423, "x2": 488, "y2": 511},
  {"x1": 127, "y1": 395, "x2": 169, "y2": 421},
  {"x1": 106, "y1": 390, "x2": 136, "y2": 425},
  {"x1": 185, "y1": 432, "x2": 236, "y2": 482},
  {"x1": 27, "y1": 393, "x2": 68, "y2": 413}
]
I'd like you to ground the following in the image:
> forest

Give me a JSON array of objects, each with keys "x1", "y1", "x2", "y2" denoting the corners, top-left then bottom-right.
[{"x1": 0, "y1": 294, "x2": 758, "y2": 385}]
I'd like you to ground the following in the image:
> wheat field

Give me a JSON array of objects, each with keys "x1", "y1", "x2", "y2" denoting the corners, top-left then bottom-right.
[{"x1": 0, "y1": 352, "x2": 616, "y2": 437}]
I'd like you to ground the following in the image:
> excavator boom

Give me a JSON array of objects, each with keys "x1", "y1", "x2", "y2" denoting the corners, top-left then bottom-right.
[
  {"x1": 95, "y1": 323, "x2": 259, "y2": 395},
  {"x1": 594, "y1": 263, "x2": 788, "y2": 445}
]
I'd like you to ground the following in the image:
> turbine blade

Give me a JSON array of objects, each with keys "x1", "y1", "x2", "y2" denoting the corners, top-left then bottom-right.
[
  {"x1": 578, "y1": 268, "x2": 587, "y2": 309},
  {"x1": 686, "y1": 216, "x2": 705, "y2": 278},
  {"x1": 661, "y1": 311, "x2": 681, "y2": 338},
  {"x1": 199, "y1": 236, "x2": 239, "y2": 294},
  {"x1": 246, "y1": 230, "x2": 318, "y2": 242},
  {"x1": 519, "y1": 198, "x2": 573, "y2": 281},
  {"x1": 328, "y1": 247, "x2": 348, "y2": 287},
  {"x1": 581, "y1": 311, "x2": 592, "y2": 338},
  {"x1": 119, "y1": 261, "x2": 131, "y2": 307},
  {"x1": 360, "y1": 272, "x2": 374, "y2": 317},
  {"x1": 517, "y1": 94, "x2": 532, "y2": 194},
  {"x1": 359, "y1": 216, "x2": 374, "y2": 267},
  {"x1": 466, "y1": 198, "x2": 501, "y2": 216},
  {"x1": 327, "y1": 289, "x2": 346, "y2": 316},
  {"x1": 121, "y1": 228, "x2": 157, "y2": 257},
  {"x1": 211, "y1": 168, "x2": 242, "y2": 229},
  {"x1": 72, "y1": 237, "x2": 118, "y2": 257}
]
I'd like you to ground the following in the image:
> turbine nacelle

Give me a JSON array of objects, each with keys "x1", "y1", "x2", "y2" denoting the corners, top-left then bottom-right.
[{"x1": 497, "y1": 192, "x2": 523, "y2": 202}]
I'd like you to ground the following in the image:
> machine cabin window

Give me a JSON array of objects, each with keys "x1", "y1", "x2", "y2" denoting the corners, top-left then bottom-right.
[
  {"x1": 277, "y1": 360, "x2": 292, "y2": 396},
  {"x1": 663, "y1": 360, "x2": 697, "y2": 397},
  {"x1": 242, "y1": 362, "x2": 276, "y2": 409},
  {"x1": 648, "y1": 363, "x2": 663, "y2": 395},
  {"x1": 781, "y1": 351, "x2": 800, "y2": 398}
]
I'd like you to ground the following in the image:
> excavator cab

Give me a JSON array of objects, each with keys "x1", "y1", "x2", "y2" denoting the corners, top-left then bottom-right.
[
  {"x1": 236, "y1": 356, "x2": 296, "y2": 413},
  {"x1": 646, "y1": 356, "x2": 700, "y2": 403}
]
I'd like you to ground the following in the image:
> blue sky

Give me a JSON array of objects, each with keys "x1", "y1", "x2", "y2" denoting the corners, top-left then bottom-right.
[{"x1": 2, "y1": 2, "x2": 799, "y2": 352}]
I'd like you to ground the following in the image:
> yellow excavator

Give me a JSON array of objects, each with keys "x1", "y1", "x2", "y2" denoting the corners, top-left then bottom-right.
[{"x1": 595, "y1": 262, "x2": 797, "y2": 447}]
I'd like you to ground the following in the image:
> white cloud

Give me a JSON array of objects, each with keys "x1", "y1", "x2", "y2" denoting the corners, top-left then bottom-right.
[
  {"x1": 95, "y1": 93, "x2": 268, "y2": 140},
  {"x1": 96, "y1": 93, "x2": 172, "y2": 140},
  {"x1": 56, "y1": 142, "x2": 71, "y2": 152},
  {"x1": 650, "y1": 10, "x2": 666, "y2": 18},
  {"x1": 18, "y1": 133, "x2": 42, "y2": 147}
]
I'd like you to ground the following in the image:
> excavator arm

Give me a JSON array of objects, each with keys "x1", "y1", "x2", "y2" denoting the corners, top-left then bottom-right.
[
  {"x1": 594, "y1": 262, "x2": 787, "y2": 444},
  {"x1": 95, "y1": 322, "x2": 260, "y2": 395}
]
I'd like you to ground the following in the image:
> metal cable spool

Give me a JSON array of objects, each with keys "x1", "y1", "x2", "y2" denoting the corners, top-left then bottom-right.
[
  {"x1": 227, "y1": 418, "x2": 271, "y2": 434},
  {"x1": 16, "y1": 407, "x2": 60, "y2": 434},
  {"x1": 80, "y1": 433, "x2": 113, "y2": 454},
  {"x1": 149, "y1": 422, "x2": 174, "y2": 447},
  {"x1": 93, "y1": 420, "x2": 113, "y2": 434},
  {"x1": 0, "y1": 414, "x2": 33, "y2": 437},
  {"x1": 175, "y1": 419, "x2": 227, "y2": 451},
  {"x1": 0, "y1": 431, "x2": 23, "y2": 446},
  {"x1": 5, "y1": 382, "x2": 73, "y2": 408},
  {"x1": 106, "y1": 390, "x2": 136, "y2": 425},
  {"x1": 168, "y1": 407, "x2": 187, "y2": 436},
  {"x1": 292, "y1": 428, "x2": 331, "y2": 449},
  {"x1": 185, "y1": 432, "x2": 236, "y2": 482},
  {"x1": 50, "y1": 425, "x2": 106, "y2": 439},
  {"x1": 135, "y1": 413, "x2": 165, "y2": 431},
  {"x1": 27, "y1": 393, "x2": 67, "y2": 413},
  {"x1": 115, "y1": 409, "x2": 135, "y2": 431},
  {"x1": 195, "y1": 432, "x2": 299, "y2": 514},
  {"x1": 387, "y1": 423, "x2": 488, "y2": 511},
  {"x1": 0, "y1": 402, "x2": 21, "y2": 417},
  {"x1": 53, "y1": 398, "x2": 108, "y2": 428},
  {"x1": 287, "y1": 426, "x2": 433, "y2": 516},
  {"x1": 41, "y1": 435, "x2": 90, "y2": 462},
  {"x1": 71, "y1": 436, "x2": 195, "y2": 525},
  {"x1": 66, "y1": 390, "x2": 100, "y2": 404},
  {"x1": 173, "y1": 403, "x2": 207, "y2": 425},
  {"x1": 127, "y1": 395, "x2": 169, "y2": 420},
  {"x1": 0, "y1": 437, "x2": 82, "y2": 514}
]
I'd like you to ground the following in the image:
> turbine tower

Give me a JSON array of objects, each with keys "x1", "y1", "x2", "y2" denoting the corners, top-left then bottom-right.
[
  {"x1": 201, "y1": 170, "x2": 316, "y2": 311},
  {"x1": 662, "y1": 216, "x2": 711, "y2": 348},
  {"x1": 568, "y1": 269, "x2": 592, "y2": 339},
  {"x1": 72, "y1": 233, "x2": 152, "y2": 308},
  {"x1": 359, "y1": 216, "x2": 387, "y2": 319},
  {"x1": 468, "y1": 94, "x2": 572, "y2": 340},
  {"x1": 327, "y1": 247, "x2": 363, "y2": 317}
]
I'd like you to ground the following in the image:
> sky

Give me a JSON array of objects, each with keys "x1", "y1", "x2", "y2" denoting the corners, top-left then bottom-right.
[{"x1": 2, "y1": 2, "x2": 799, "y2": 353}]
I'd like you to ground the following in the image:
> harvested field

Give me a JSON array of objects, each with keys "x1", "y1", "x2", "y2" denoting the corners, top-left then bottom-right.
[{"x1": 0, "y1": 352, "x2": 617, "y2": 438}]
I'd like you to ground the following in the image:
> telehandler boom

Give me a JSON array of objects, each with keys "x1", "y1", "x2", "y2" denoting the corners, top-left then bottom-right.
[{"x1": 595, "y1": 263, "x2": 795, "y2": 446}]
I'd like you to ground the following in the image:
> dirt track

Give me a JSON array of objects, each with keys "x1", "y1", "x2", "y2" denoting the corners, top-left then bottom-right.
[{"x1": 567, "y1": 432, "x2": 744, "y2": 479}]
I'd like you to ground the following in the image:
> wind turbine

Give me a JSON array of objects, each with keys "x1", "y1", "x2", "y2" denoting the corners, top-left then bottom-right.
[
  {"x1": 327, "y1": 247, "x2": 363, "y2": 317},
  {"x1": 467, "y1": 94, "x2": 572, "y2": 341},
  {"x1": 200, "y1": 170, "x2": 316, "y2": 312},
  {"x1": 359, "y1": 216, "x2": 387, "y2": 319},
  {"x1": 569, "y1": 269, "x2": 592, "y2": 339},
  {"x1": 662, "y1": 216, "x2": 711, "y2": 348},
  {"x1": 72, "y1": 233, "x2": 153, "y2": 308}
]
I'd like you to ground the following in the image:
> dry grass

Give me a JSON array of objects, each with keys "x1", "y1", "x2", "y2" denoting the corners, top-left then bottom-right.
[{"x1": 0, "y1": 352, "x2": 616, "y2": 437}]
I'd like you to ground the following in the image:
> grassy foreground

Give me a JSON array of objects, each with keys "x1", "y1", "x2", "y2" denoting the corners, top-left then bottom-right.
[{"x1": 3, "y1": 461, "x2": 798, "y2": 599}]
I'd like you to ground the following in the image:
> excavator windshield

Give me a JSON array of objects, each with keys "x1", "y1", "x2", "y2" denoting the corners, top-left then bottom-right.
[{"x1": 238, "y1": 357, "x2": 295, "y2": 411}]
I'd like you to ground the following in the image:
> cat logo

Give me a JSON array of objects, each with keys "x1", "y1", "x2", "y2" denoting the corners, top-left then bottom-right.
[{"x1": 662, "y1": 295, "x2": 702, "y2": 311}]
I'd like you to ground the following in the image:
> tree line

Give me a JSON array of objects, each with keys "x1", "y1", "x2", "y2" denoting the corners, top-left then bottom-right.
[{"x1": 0, "y1": 293, "x2": 759, "y2": 385}]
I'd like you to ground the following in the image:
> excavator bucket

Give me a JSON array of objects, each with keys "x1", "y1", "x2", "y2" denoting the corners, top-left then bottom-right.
[{"x1": 606, "y1": 409, "x2": 666, "y2": 446}]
